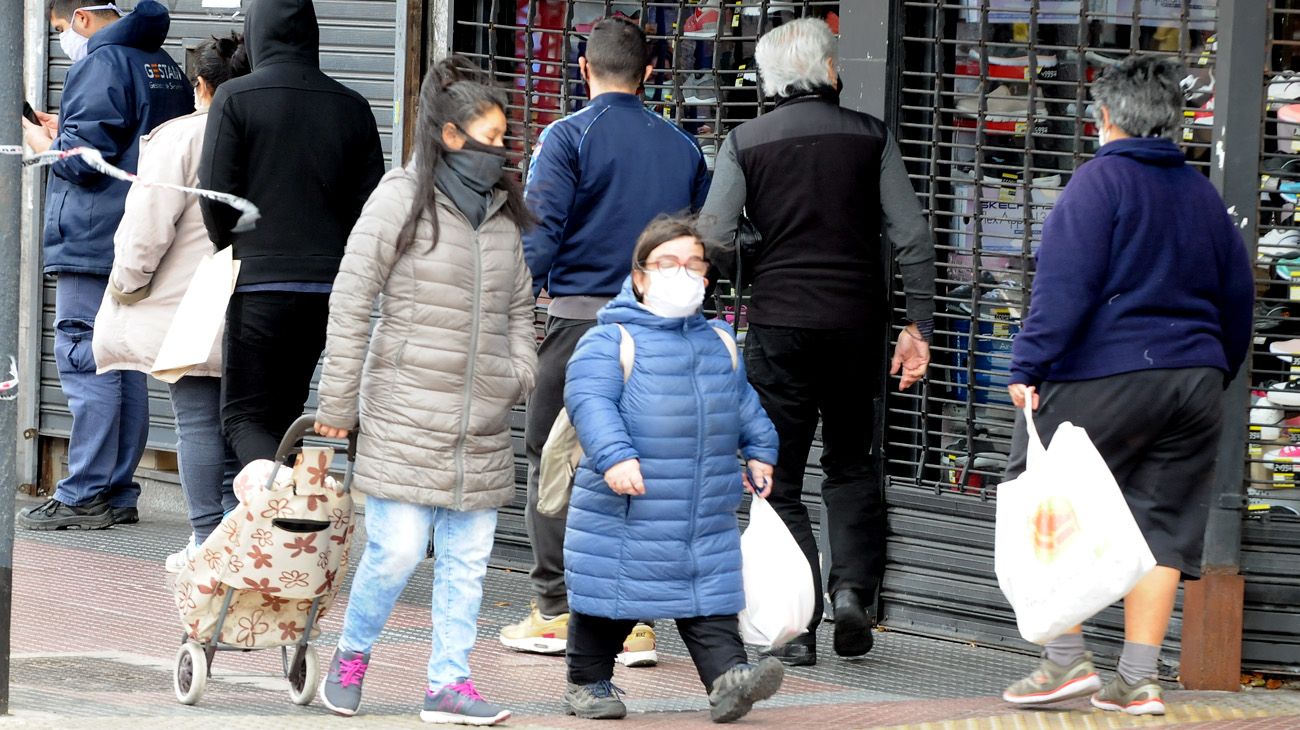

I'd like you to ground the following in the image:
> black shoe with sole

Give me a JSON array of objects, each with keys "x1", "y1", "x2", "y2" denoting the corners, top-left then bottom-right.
[
  {"x1": 17, "y1": 498, "x2": 114, "y2": 531},
  {"x1": 761, "y1": 635, "x2": 816, "y2": 667},
  {"x1": 111, "y1": 506, "x2": 139, "y2": 525},
  {"x1": 708, "y1": 657, "x2": 785, "y2": 723},
  {"x1": 832, "y1": 591, "x2": 874, "y2": 658}
]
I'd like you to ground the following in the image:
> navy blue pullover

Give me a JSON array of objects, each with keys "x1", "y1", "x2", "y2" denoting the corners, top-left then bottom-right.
[
  {"x1": 1010, "y1": 137, "x2": 1253, "y2": 387},
  {"x1": 522, "y1": 93, "x2": 710, "y2": 300}
]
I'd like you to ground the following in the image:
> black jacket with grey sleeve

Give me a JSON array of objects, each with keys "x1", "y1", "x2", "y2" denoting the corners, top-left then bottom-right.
[{"x1": 699, "y1": 87, "x2": 936, "y2": 331}]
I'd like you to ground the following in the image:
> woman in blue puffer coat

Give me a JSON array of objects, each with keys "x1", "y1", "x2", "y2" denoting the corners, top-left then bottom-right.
[{"x1": 560, "y1": 216, "x2": 783, "y2": 724}]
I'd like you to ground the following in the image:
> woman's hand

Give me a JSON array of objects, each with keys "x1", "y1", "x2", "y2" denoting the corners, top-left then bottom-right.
[
  {"x1": 1007, "y1": 384, "x2": 1039, "y2": 411},
  {"x1": 743, "y1": 460, "x2": 773, "y2": 498},
  {"x1": 314, "y1": 422, "x2": 350, "y2": 440},
  {"x1": 604, "y1": 458, "x2": 645, "y2": 496}
]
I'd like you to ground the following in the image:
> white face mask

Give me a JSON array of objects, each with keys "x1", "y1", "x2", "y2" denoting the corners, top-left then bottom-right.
[
  {"x1": 641, "y1": 269, "x2": 705, "y2": 318},
  {"x1": 59, "y1": 4, "x2": 123, "y2": 62},
  {"x1": 59, "y1": 28, "x2": 90, "y2": 62}
]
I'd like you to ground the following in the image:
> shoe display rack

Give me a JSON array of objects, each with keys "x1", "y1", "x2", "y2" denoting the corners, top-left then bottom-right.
[
  {"x1": 1245, "y1": 7, "x2": 1300, "y2": 520},
  {"x1": 892, "y1": 2, "x2": 1218, "y2": 500}
]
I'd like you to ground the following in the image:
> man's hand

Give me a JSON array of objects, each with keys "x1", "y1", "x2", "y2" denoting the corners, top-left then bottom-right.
[
  {"x1": 1007, "y1": 384, "x2": 1039, "y2": 411},
  {"x1": 314, "y1": 422, "x2": 350, "y2": 440},
  {"x1": 742, "y1": 460, "x2": 773, "y2": 498},
  {"x1": 604, "y1": 458, "x2": 645, "y2": 496},
  {"x1": 889, "y1": 324, "x2": 930, "y2": 391},
  {"x1": 34, "y1": 110, "x2": 58, "y2": 135},
  {"x1": 22, "y1": 117, "x2": 54, "y2": 154}
]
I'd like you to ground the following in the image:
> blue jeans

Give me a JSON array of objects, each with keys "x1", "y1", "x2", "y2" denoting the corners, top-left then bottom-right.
[
  {"x1": 53, "y1": 273, "x2": 148, "y2": 508},
  {"x1": 168, "y1": 377, "x2": 239, "y2": 542},
  {"x1": 339, "y1": 496, "x2": 498, "y2": 691}
]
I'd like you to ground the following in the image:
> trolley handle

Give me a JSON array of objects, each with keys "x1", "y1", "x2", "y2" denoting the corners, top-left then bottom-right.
[{"x1": 275, "y1": 414, "x2": 358, "y2": 463}]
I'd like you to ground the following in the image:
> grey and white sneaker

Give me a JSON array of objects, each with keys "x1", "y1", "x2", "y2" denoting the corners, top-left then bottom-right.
[
  {"x1": 1002, "y1": 652, "x2": 1101, "y2": 705},
  {"x1": 1090, "y1": 675, "x2": 1165, "y2": 715},
  {"x1": 708, "y1": 657, "x2": 785, "y2": 723},
  {"x1": 564, "y1": 680, "x2": 627, "y2": 720},
  {"x1": 320, "y1": 647, "x2": 370, "y2": 716},
  {"x1": 422, "y1": 679, "x2": 511, "y2": 725},
  {"x1": 165, "y1": 534, "x2": 198, "y2": 574}
]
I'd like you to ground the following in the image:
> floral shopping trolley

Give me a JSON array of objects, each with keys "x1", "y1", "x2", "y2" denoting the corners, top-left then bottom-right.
[{"x1": 171, "y1": 415, "x2": 356, "y2": 706}]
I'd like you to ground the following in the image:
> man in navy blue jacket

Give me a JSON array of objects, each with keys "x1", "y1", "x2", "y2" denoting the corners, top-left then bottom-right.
[
  {"x1": 1002, "y1": 56, "x2": 1252, "y2": 715},
  {"x1": 20, "y1": 0, "x2": 192, "y2": 531},
  {"x1": 500, "y1": 16, "x2": 709, "y2": 662}
]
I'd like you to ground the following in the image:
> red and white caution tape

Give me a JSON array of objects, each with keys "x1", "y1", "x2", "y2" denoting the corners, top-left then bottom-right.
[
  {"x1": 0, "y1": 356, "x2": 17, "y2": 401},
  {"x1": 1, "y1": 144, "x2": 261, "y2": 232}
]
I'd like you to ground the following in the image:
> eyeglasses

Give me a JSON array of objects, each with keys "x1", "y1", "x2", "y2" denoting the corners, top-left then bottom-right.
[{"x1": 639, "y1": 256, "x2": 710, "y2": 280}]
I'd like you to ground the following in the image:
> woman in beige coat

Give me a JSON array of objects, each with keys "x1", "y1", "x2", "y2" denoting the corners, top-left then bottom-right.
[
  {"x1": 92, "y1": 33, "x2": 248, "y2": 568},
  {"x1": 312, "y1": 57, "x2": 537, "y2": 725}
]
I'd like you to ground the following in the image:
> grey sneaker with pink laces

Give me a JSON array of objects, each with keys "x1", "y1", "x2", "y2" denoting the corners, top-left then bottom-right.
[
  {"x1": 422, "y1": 679, "x2": 511, "y2": 725},
  {"x1": 320, "y1": 647, "x2": 370, "y2": 716}
]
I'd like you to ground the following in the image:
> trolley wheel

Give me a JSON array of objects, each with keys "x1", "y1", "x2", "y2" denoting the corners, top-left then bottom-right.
[
  {"x1": 174, "y1": 642, "x2": 208, "y2": 705},
  {"x1": 287, "y1": 644, "x2": 320, "y2": 706}
]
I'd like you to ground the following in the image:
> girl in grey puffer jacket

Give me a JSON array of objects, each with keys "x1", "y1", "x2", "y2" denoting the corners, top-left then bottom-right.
[{"x1": 313, "y1": 57, "x2": 537, "y2": 726}]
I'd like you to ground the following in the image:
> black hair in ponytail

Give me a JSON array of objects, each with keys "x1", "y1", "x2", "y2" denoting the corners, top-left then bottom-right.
[
  {"x1": 193, "y1": 32, "x2": 250, "y2": 92},
  {"x1": 398, "y1": 55, "x2": 533, "y2": 253}
]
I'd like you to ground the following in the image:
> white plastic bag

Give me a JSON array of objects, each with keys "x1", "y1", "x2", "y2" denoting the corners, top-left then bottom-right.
[
  {"x1": 995, "y1": 402, "x2": 1156, "y2": 644},
  {"x1": 738, "y1": 495, "x2": 815, "y2": 650}
]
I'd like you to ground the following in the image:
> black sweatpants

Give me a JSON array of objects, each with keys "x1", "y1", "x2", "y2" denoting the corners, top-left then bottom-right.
[
  {"x1": 523, "y1": 315, "x2": 598, "y2": 616},
  {"x1": 743, "y1": 323, "x2": 886, "y2": 633},
  {"x1": 567, "y1": 612, "x2": 748, "y2": 691},
  {"x1": 1006, "y1": 367, "x2": 1224, "y2": 580},
  {"x1": 221, "y1": 291, "x2": 330, "y2": 465}
]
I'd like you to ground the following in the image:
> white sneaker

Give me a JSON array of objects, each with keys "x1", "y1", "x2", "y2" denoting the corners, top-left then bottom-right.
[
  {"x1": 1260, "y1": 228, "x2": 1300, "y2": 260},
  {"x1": 165, "y1": 534, "x2": 198, "y2": 574}
]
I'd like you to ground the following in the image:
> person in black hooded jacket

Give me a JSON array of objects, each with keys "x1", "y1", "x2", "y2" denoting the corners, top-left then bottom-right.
[{"x1": 198, "y1": 0, "x2": 385, "y2": 465}]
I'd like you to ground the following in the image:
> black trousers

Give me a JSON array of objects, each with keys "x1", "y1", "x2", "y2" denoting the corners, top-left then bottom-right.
[
  {"x1": 221, "y1": 291, "x2": 330, "y2": 465},
  {"x1": 743, "y1": 323, "x2": 886, "y2": 633},
  {"x1": 523, "y1": 315, "x2": 598, "y2": 616},
  {"x1": 567, "y1": 612, "x2": 748, "y2": 691},
  {"x1": 1006, "y1": 367, "x2": 1223, "y2": 580}
]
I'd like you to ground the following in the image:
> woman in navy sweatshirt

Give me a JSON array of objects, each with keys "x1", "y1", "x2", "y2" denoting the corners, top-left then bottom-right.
[{"x1": 1000, "y1": 56, "x2": 1253, "y2": 716}]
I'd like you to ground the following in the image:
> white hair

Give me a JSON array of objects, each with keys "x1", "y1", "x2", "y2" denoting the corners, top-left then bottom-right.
[{"x1": 754, "y1": 18, "x2": 837, "y2": 98}]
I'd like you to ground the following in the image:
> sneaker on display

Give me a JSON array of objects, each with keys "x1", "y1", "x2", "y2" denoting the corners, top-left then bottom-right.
[
  {"x1": 685, "y1": 73, "x2": 719, "y2": 105},
  {"x1": 320, "y1": 648, "x2": 370, "y2": 716},
  {"x1": 1084, "y1": 49, "x2": 1125, "y2": 67},
  {"x1": 1090, "y1": 676, "x2": 1165, "y2": 716},
  {"x1": 165, "y1": 534, "x2": 199, "y2": 574},
  {"x1": 1258, "y1": 228, "x2": 1300, "y2": 260},
  {"x1": 1270, "y1": 73, "x2": 1300, "y2": 108},
  {"x1": 422, "y1": 680, "x2": 511, "y2": 726},
  {"x1": 955, "y1": 85, "x2": 1032, "y2": 122},
  {"x1": 1002, "y1": 653, "x2": 1102, "y2": 705},
  {"x1": 1251, "y1": 396, "x2": 1287, "y2": 441},
  {"x1": 683, "y1": 1, "x2": 722, "y2": 38},
  {"x1": 1268, "y1": 379, "x2": 1300, "y2": 408},
  {"x1": 498, "y1": 601, "x2": 568, "y2": 654},
  {"x1": 616, "y1": 623, "x2": 658, "y2": 667},
  {"x1": 967, "y1": 46, "x2": 1058, "y2": 69},
  {"x1": 740, "y1": 0, "x2": 799, "y2": 16},
  {"x1": 1272, "y1": 338, "x2": 1300, "y2": 362}
]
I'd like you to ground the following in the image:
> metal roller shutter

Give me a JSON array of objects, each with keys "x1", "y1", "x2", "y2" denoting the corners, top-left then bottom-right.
[
  {"x1": 450, "y1": 0, "x2": 844, "y2": 569},
  {"x1": 883, "y1": 0, "x2": 1223, "y2": 675},
  {"x1": 36, "y1": 0, "x2": 399, "y2": 451}
]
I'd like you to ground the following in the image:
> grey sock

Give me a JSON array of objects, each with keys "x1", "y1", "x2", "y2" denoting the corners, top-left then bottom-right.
[
  {"x1": 1043, "y1": 632, "x2": 1087, "y2": 667},
  {"x1": 1117, "y1": 641, "x2": 1160, "y2": 685}
]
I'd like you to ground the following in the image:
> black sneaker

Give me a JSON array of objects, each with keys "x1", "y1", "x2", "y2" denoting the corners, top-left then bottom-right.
[
  {"x1": 761, "y1": 634, "x2": 816, "y2": 666},
  {"x1": 708, "y1": 657, "x2": 785, "y2": 723},
  {"x1": 111, "y1": 506, "x2": 139, "y2": 525},
  {"x1": 564, "y1": 680, "x2": 627, "y2": 720},
  {"x1": 18, "y1": 497, "x2": 114, "y2": 531},
  {"x1": 831, "y1": 591, "x2": 874, "y2": 658}
]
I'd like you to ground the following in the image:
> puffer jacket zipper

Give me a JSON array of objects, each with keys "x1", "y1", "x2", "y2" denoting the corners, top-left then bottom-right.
[
  {"x1": 685, "y1": 320, "x2": 703, "y2": 615},
  {"x1": 454, "y1": 228, "x2": 484, "y2": 508}
]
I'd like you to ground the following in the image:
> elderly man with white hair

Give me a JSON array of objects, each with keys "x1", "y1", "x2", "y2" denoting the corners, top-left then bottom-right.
[{"x1": 700, "y1": 17, "x2": 936, "y2": 667}]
